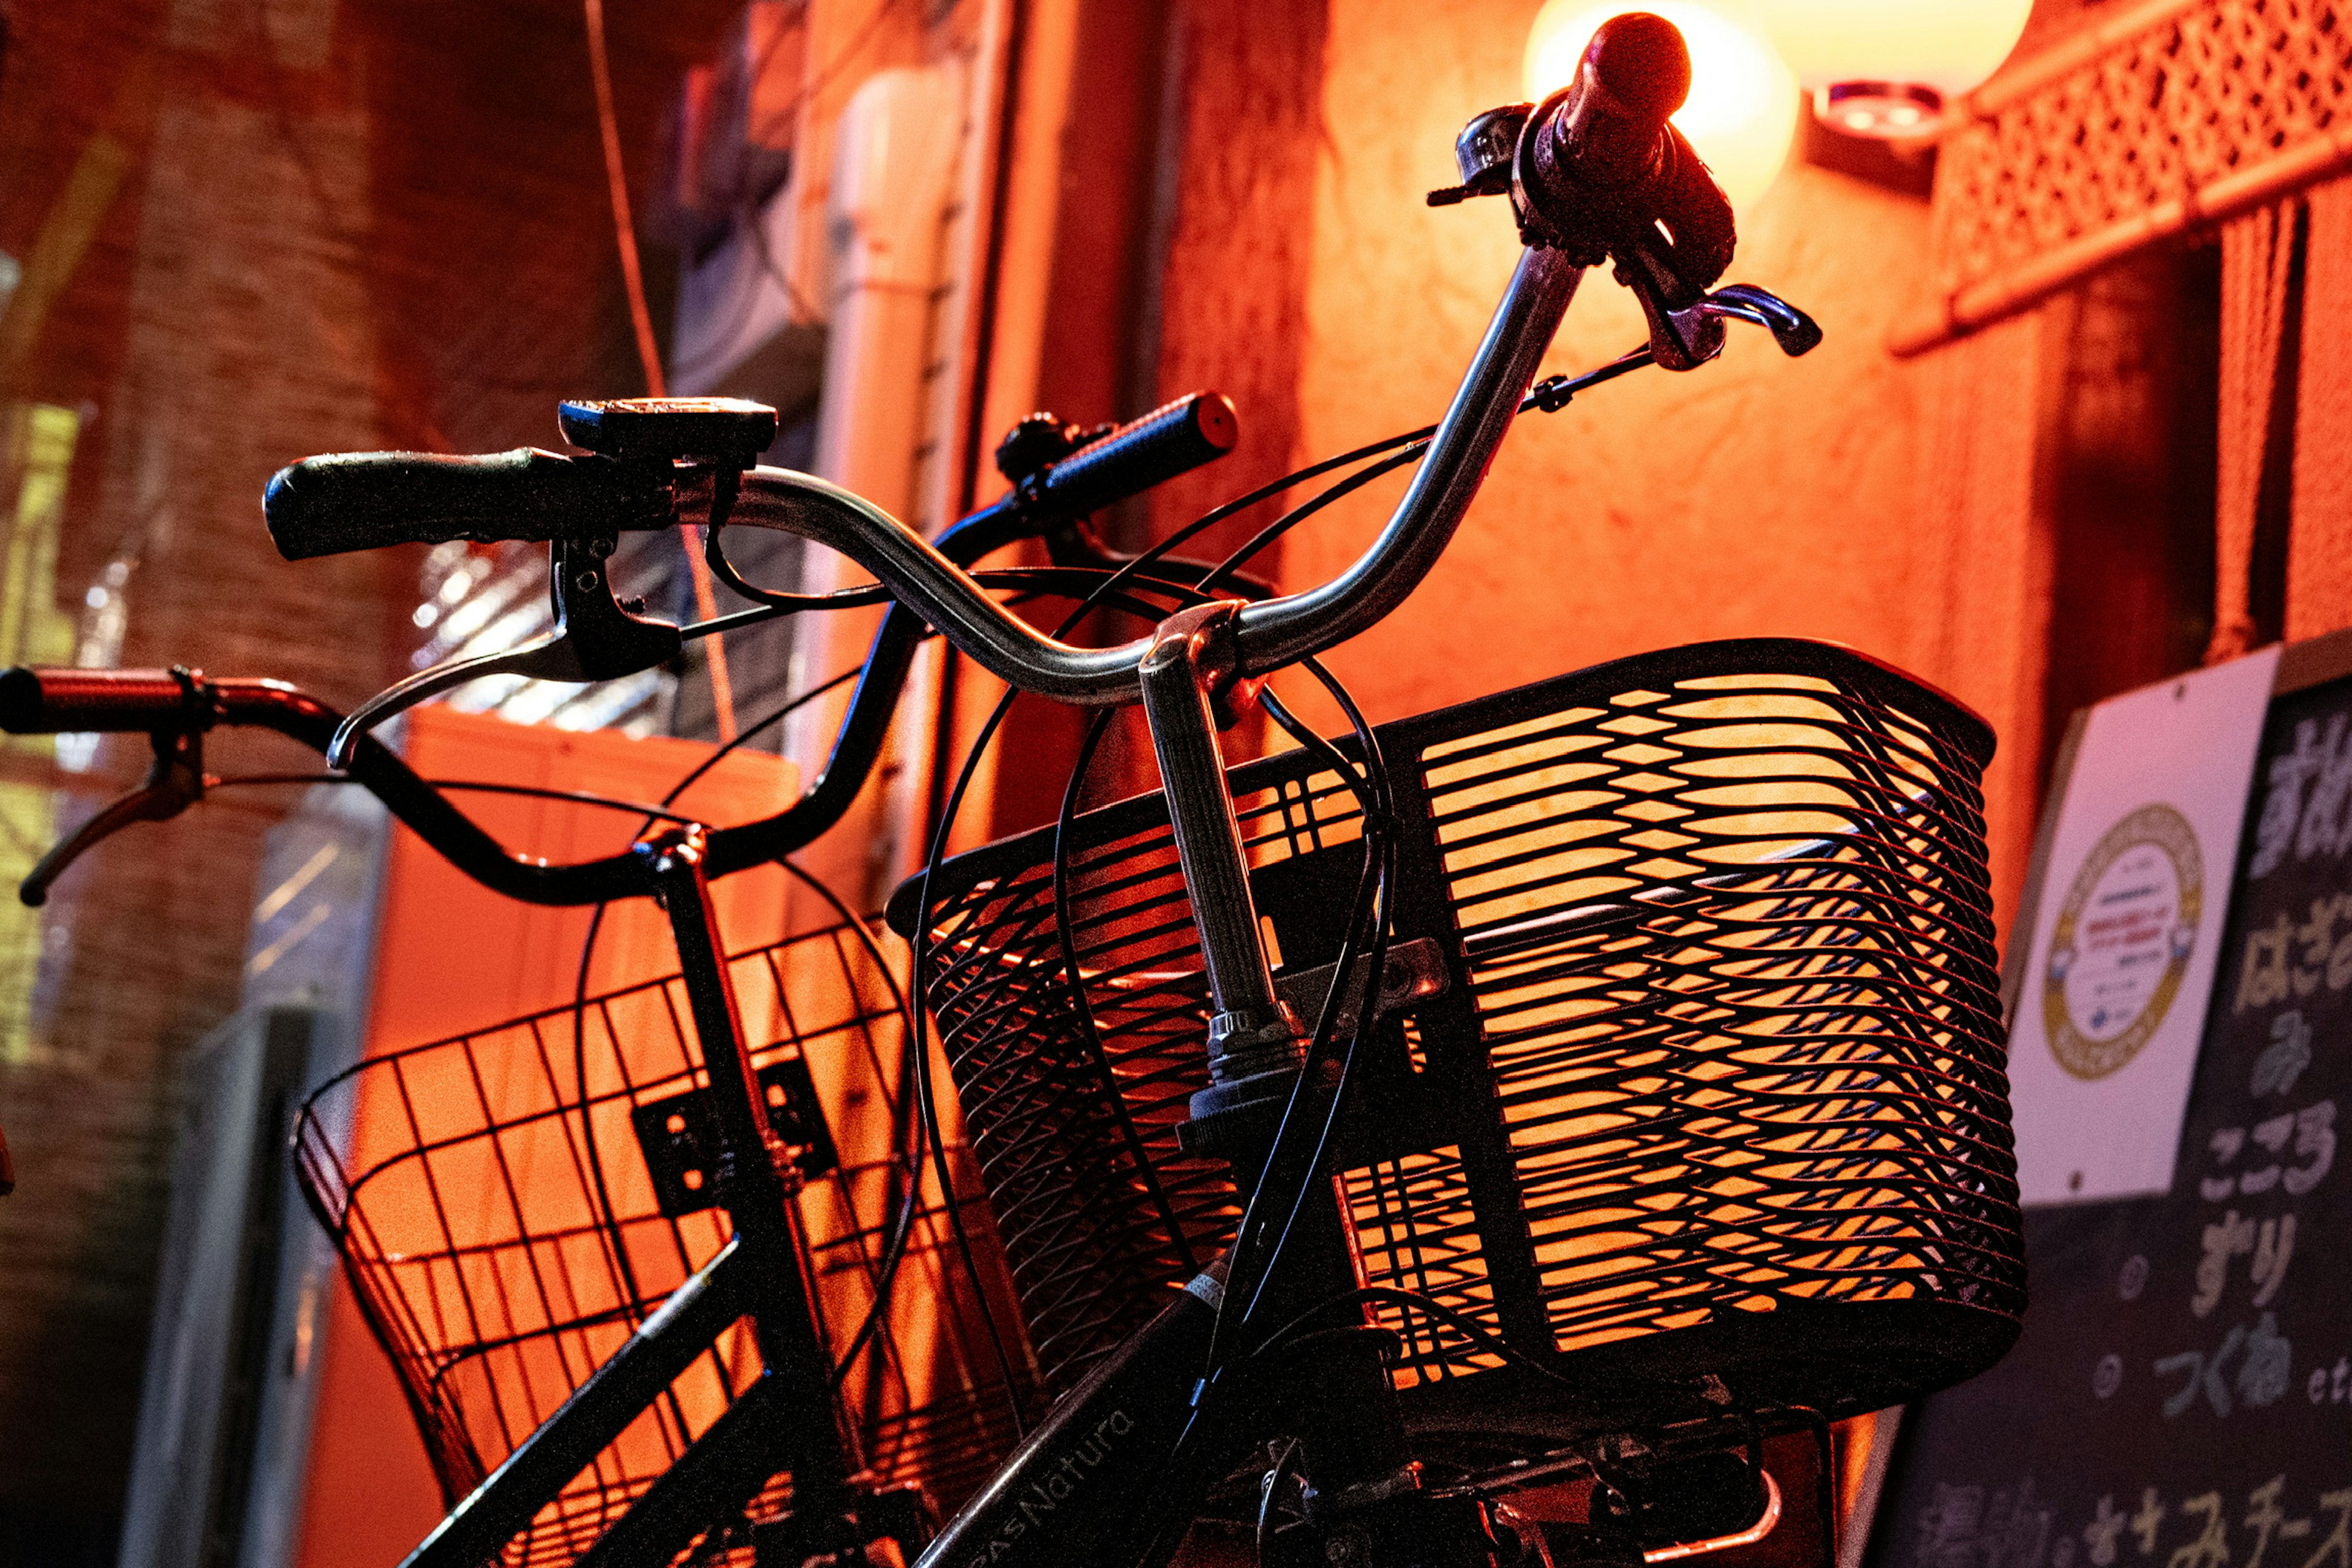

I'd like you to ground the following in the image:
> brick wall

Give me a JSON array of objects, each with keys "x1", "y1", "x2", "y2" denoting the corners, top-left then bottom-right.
[{"x1": 0, "y1": 0, "x2": 733, "y2": 1544}]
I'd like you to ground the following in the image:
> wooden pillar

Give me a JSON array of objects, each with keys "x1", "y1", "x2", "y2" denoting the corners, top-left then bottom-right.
[{"x1": 2290, "y1": 177, "x2": 2352, "y2": 640}]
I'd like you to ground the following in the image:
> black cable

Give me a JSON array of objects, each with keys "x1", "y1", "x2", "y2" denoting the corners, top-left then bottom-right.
[
  {"x1": 569, "y1": 662, "x2": 867, "y2": 1314},
  {"x1": 1257, "y1": 1437, "x2": 1303, "y2": 1557},
  {"x1": 704, "y1": 523, "x2": 899, "y2": 614},
  {"x1": 748, "y1": 339, "x2": 1671, "y2": 1449},
  {"x1": 903, "y1": 675, "x2": 1028, "y2": 1434},
  {"x1": 1199, "y1": 444, "x2": 1427, "y2": 598},
  {"x1": 1193, "y1": 655, "x2": 1396, "y2": 1374},
  {"x1": 210, "y1": 774, "x2": 700, "y2": 823},
  {"x1": 769, "y1": 855, "x2": 954, "y2": 1395},
  {"x1": 559, "y1": 560, "x2": 1245, "y2": 1433},
  {"x1": 1194, "y1": 352, "x2": 1654, "y2": 598},
  {"x1": 672, "y1": 0, "x2": 930, "y2": 380},
  {"x1": 1047, "y1": 711, "x2": 1213, "y2": 1281},
  {"x1": 682, "y1": 342, "x2": 1654, "y2": 646},
  {"x1": 1232, "y1": 660, "x2": 1396, "y2": 1341},
  {"x1": 1202, "y1": 802, "x2": 1384, "y2": 1378},
  {"x1": 1105, "y1": 360, "x2": 1684, "y2": 1382},
  {"x1": 894, "y1": 539, "x2": 1249, "y2": 1439}
]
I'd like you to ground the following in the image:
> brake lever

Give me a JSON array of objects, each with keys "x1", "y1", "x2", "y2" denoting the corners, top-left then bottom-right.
[
  {"x1": 324, "y1": 398, "x2": 784, "y2": 767},
  {"x1": 21, "y1": 721, "x2": 209, "y2": 907},
  {"x1": 1616, "y1": 282, "x2": 1823, "y2": 375},
  {"x1": 1688, "y1": 284, "x2": 1822, "y2": 356},
  {"x1": 326, "y1": 533, "x2": 680, "y2": 767}
]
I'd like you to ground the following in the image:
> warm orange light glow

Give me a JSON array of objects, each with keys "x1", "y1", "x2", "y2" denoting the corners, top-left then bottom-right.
[
  {"x1": 1525, "y1": 0, "x2": 1801, "y2": 214},
  {"x1": 1757, "y1": 0, "x2": 2033, "y2": 134}
]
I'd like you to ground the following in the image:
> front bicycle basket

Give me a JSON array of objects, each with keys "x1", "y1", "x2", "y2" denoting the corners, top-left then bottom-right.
[
  {"x1": 888, "y1": 638, "x2": 2022, "y2": 1439},
  {"x1": 294, "y1": 918, "x2": 1029, "y2": 1568}
]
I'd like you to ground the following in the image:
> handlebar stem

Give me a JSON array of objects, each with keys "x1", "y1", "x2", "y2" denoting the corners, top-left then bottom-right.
[
  {"x1": 1136, "y1": 605, "x2": 1302, "y2": 1077},
  {"x1": 731, "y1": 247, "x2": 1585, "y2": 706}
]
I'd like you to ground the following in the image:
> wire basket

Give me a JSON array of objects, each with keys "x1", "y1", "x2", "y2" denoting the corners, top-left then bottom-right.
[
  {"x1": 888, "y1": 639, "x2": 2023, "y2": 1442},
  {"x1": 294, "y1": 919, "x2": 1029, "y2": 1567}
]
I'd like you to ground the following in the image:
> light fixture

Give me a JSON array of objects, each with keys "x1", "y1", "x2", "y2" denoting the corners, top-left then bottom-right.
[
  {"x1": 1525, "y1": 0, "x2": 1801, "y2": 214},
  {"x1": 1754, "y1": 0, "x2": 2033, "y2": 138}
]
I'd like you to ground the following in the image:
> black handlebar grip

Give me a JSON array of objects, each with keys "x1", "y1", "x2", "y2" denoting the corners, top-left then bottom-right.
[
  {"x1": 263, "y1": 448, "x2": 674, "y2": 562},
  {"x1": 0, "y1": 668, "x2": 192, "y2": 734},
  {"x1": 1544, "y1": 11, "x2": 1691, "y2": 188},
  {"x1": 1031, "y1": 393, "x2": 1239, "y2": 518}
]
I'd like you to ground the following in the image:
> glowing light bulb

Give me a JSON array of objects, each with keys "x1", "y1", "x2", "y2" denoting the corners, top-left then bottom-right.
[
  {"x1": 1755, "y1": 0, "x2": 2033, "y2": 136},
  {"x1": 1525, "y1": 0, "x2": 1801, "y2": 214}
]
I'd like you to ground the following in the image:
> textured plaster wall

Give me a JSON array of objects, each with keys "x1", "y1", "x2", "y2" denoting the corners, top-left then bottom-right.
[{"x1": 1284, "y1": 0, "x2": 2048, "y2": 922}]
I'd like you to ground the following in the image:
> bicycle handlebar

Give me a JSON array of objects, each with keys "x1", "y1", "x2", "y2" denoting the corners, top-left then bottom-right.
[
  {"x1": 265, "y1": 448, "x2": 676, "y2": 560},
  {"x1": 264, "y1": 392, "x2": 1237, "y2": 565},
  {"x1": 0, "y1": 456, "x2": 1261, "y2": 907},
  {"x1": 0, "y1": 667, "x2": 196, "y2": 730},
  {"x1": 262, "y1": 24, "x2": 1703, "y2": 709},
  {"x1": 17, "y1": 21, "x2": 1717, "y2": 905}
]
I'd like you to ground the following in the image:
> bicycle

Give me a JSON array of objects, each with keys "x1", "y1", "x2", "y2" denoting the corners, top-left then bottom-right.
[
  {"x1": 1, "y1": 383, "x2": 1265, "y2": 1567},
  {"x1": 4, "y1": 16, "x2": 2023, "y2": 1568}
]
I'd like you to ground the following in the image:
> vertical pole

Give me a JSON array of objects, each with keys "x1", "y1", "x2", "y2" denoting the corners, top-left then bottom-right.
[
  {"x1": 1136, "y1": 603, "x2": 1303, "y2": 1120},
  {"x1": 1134, "y1": 606, "x2": 1409, "y2": 1502},
  {"x1": 637, "y1": 826, "x2": 858, "y2": 1525}
]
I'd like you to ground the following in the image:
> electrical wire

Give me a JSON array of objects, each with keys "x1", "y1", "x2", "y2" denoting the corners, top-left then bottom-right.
[
  {"x1": 1219, "y1": 666, "x2": 1400, "y2": 1382},
  {"x1": 1046, "y1": 710, "x2": 1210, "y2": 1287},
  {"x1": 668, "y1": 0, "x2": 950, "y2": 383},
  {"x1": 898, "y1": 432, "x2": 1451, "y2": 1402},
  {"x1": 1086, "y1": 356, "x2": 1670, "y2": 1379},
  {"x1": 554, "y1": 562, "x2": 1212, "y2": 1463},
  {"x1": 884, "y1": 568, "x2": 1232, "y2": 1438},
  {"x1": 1199, "y1": 668, "x2": 1392, "y2": 1382},
  {"x1": 584, "y1": 0, "x2": 739, "y2": 743}
]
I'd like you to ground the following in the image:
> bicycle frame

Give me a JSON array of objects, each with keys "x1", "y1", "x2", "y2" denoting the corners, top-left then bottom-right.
[{"x1": 397, "y1": 825, "x2": 871, "y2": 1568}]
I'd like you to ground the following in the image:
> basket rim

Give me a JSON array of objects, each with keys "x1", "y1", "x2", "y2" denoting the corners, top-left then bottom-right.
[{"x1": 884, "y1": 635, "x2": 1996, "y2": 937}]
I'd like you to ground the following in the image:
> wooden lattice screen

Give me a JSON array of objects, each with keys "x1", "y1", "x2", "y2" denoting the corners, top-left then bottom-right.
[{"x1": 1892, "y1": 0, "x2": 2352, "y2": 355}]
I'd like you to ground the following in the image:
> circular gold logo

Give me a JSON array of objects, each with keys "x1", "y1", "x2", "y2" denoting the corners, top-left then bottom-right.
[{"x1": 2042, "y1": 804, "x2": 2203, "y2": 1081}]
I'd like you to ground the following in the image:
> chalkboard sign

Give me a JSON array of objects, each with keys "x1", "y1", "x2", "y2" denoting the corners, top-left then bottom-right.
[{"x1": 1868, "y1": 641, "x2": 2352, "y2": 1568}]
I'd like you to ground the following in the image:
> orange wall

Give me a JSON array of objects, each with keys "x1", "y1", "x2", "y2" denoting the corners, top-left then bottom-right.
[
  {"x1": 1280, "y1": 0, "x2": 2049, "y2": 930},
  {"x1": 295, "y1": 709, "x2": 799, "y2": 1567}
]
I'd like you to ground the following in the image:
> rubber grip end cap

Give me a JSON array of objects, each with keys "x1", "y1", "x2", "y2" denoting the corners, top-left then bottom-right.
[
  {"x1": 0, "y1": 668, "x2": 42, "y2": 734},
  {"x1": 1583, "y1": 12, "x2": 1692, "y2": 122},
  {"x1": 1194, "y1": 393, "x2": 1240, "y2": 454},
  {"x1": 262, "y1": 459, "x2": 323, "y2": 560}
]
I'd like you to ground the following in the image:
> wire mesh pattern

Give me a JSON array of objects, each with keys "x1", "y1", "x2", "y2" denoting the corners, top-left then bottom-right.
[
  {"x1": 894, "y1": 640, "x2": 2022, "y2": 1433},
  {"x1": 295, "y1": 920, "x2": 1027, "y2": 1567}
]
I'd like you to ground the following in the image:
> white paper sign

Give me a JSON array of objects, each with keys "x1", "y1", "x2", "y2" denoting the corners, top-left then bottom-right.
[{"x1": 2008, "y1": 646, "x2": 2282, "y2": 1205}]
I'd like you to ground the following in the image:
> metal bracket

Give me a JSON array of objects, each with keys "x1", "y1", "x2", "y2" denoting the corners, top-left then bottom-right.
[
  {"x1": 1272, "y1": 937, "x2": 1450, "y2": 1039},
  {"x1": 1151, "y1": 600, "x2": 1264, "y2": 730},
  {"x1": 631, "y1": 1056, "x2": 839, "y2": 1218}
]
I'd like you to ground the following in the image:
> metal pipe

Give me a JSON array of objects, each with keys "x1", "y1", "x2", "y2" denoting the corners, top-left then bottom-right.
[
  {"x1": 1134, "y1": 606, "x2": 1294, "y2": 1063},
  {"x1": 1643, "y1": 1472, "x2": 1784, "y2": 1564}
]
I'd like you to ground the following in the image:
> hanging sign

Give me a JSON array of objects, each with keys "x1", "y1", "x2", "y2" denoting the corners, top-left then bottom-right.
[
  {"x1": 1866, "y1": 650, "x2": 2352, "y2": 1568},
  {"x1": 2008, "y1": 646, "x2": 2281, "y2": 1205}
]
